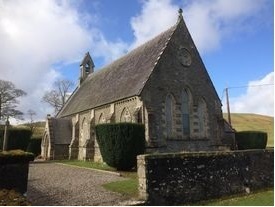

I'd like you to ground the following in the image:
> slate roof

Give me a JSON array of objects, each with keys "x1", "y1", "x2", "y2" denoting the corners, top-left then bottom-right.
[{"x1": 57, "y1": 23, "x2": 178, "y2": 118}]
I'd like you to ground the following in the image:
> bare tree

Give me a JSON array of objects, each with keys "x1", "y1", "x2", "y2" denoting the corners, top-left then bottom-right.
[
  {"x1": 26, "y1": 109, "x2": 37, "y2": 134},
  {"x1": 0, "y1": 80, "x2": 26, "y2": 151},
  {"x1": 0, "y1": 79, "x2": 27, "y2": 120},
  {"x1": 42, "y1": 79, "x2": 74, "y2": 115}
]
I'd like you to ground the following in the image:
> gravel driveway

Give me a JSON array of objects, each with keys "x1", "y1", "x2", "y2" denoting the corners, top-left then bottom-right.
[{"x1": 27, "y1": 162, "x2": 127, "y2": 206}]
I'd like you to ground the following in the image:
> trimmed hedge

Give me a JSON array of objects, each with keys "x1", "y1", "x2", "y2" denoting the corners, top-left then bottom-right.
[
  {"x1": 0, "y1": 128, "x2": 32, "y2": 151},
  {"x1": 95, "y1": 123, "x2": 145, "y2": 171},
  {"x1": 235, "y1": 131, "x2": 267, "y2": 150},
  {"x1": 0, "y1": 150, "x2": 34, "y2": 194},
  {"x1": 27, "y1": 137, "x2": 42, "y2": 157},
  {"x1": 0, "y1": 150, "x2": 34, "y2": 164}
]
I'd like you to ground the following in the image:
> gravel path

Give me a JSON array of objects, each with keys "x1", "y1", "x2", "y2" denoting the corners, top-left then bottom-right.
[{"x1": 27, "y1": 162, "x2": 127, "y2": 206}]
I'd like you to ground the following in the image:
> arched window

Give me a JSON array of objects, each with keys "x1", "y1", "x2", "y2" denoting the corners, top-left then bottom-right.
[
  {"x1": 165, "y1": 94, "x2": 174, "y2": 138},
  {"x1": 181, "y1": 89, "x2": 190, "y2": 136},
  {"x1": 98, "y1": 113, "x2": 105, "y2": 124},
  {"x1": 198, "y1": 99, "x2": 208, "y2": 137},
  {"x1": 120, "y1": 107, "x2": 132, "y2": 122},
  {"x1": 85, "y1": 63, "x2": 90, "y2": 73}
]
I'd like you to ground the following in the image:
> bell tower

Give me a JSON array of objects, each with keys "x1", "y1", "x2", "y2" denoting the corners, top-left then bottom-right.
[{"x1": 79, "y1": 52, "x2": 94, "y2": 85}]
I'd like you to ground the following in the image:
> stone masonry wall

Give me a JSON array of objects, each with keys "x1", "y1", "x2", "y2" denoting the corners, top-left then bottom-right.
[
  {"x1": 71, "y1": 96, "x2": 143, "y2": 162},
  {"x1": 137, "y1": 149, "x2": 274, "y2": 205},
  {"x1": 140, "y1": 19, "x2": 224, "y2": 151}
]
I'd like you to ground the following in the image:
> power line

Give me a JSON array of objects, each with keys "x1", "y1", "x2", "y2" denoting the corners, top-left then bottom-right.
[
  {"x1": 220, "y1": 83, "x2": 274, "y2": 101},
  {"x1": 220, "y1": 83, "x2": 274, "y2": 127},
  {"x1": 227, "y1": 83, "x2": 274, "y2": 90}
]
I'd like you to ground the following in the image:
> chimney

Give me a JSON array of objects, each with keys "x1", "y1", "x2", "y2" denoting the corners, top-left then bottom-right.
[{"x1": 79, "y1": 52, "x2": 95, "y2": 85}]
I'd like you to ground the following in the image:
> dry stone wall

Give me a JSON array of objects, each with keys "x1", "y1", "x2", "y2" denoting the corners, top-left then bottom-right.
[{"x1": 137, "y1": 149, "x2": 274, "y2": 205}]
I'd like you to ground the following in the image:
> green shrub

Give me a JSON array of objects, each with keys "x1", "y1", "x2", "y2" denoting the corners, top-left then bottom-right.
[
  {"x1": 95, "y1": 123, "x2": 145, "y2": 171},
  {"x1": 27, "y1": 137, "x2": 42, "y2": 156},
  {"x1": 0, "y1": 128, "x2": 32, "y2": 151},
  {"x1": 235, "y1": 131, "x2": 267, "y2": 150}
]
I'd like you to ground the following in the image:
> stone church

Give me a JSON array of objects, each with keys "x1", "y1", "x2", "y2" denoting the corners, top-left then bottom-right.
[{"x1": 41, "y1": 10, "x2": 234, "y2": 161}]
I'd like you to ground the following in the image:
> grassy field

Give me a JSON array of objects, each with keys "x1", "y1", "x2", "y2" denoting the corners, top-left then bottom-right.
[{"x1": 224, "y1": 113, "x2": 274, "y2": 146}]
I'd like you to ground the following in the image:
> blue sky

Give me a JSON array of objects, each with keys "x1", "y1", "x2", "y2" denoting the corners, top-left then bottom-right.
[{"x1": 0, "y1": 0, "x2": 273, "y2": 122}]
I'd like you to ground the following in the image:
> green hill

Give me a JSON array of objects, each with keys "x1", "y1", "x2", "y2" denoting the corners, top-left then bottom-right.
[
  {"x1": 16, "y1": 121, "x2": 45, "y2": 138},
  {"x1": 223, "y1": 113, "x2": 274, "y2": 147}
]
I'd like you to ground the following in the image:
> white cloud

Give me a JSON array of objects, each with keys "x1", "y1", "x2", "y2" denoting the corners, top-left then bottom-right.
[
  {"x1": 88, "y1": 28, "x2": 128, "y2": 63},
  {"x1": 183, "y1": 0, "x2": 266, "y2": 53},
  {"x1": 0, "y1": 0, "x2": 92, "y2": 122},
  {"x1": 0, "y1": 0, "x2": 128, "y2": 123},
  {"x1": 130, "y1": 0, "x2": 178, "y2": 49},
  {"x1": 130, "y1": 0, "x2": 268, "y2": 53},
  {"x1": 224, "y1": 72, "x2": 274, "y2": 116}
]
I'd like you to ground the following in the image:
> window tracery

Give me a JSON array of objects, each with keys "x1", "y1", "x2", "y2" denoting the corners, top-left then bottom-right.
[{"x1": 120, "y1": 107, "x2": 132, "y2": 122}]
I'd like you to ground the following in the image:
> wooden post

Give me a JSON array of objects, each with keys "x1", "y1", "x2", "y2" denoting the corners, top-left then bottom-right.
[
  {"x1": 3, "y1": 117, "x2": 10, "y2": 151},
  {"x1": 225, "y1": 88, "x2": 231, "y2": 126}
]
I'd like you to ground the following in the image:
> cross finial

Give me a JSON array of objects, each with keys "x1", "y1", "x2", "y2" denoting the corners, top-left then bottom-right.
[
  {"x1": 178, "y1": 8, "x2": 183, "y2": 16},
  {"x1": 178, "y1": 8, "x2": 183, "y2": 22}
]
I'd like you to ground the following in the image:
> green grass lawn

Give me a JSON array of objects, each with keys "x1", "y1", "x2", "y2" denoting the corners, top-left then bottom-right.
[
  {"x1": 102, "y1": 179, "x2": 138, "y2": 198},
  {"x1": 200, "y1": 189, "x2": 274, "y2": 206},
  {"x1": 56, "y1": 160, "x2": 115, "y2": 171}
]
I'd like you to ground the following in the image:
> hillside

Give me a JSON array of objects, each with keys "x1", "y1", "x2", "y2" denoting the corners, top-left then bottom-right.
[
  {"x1": 223, "y1": 113, "x2": 274, "y2": 147},
  {"x1": 16, "y1": 121, "x2": 45, "y2": 138}
]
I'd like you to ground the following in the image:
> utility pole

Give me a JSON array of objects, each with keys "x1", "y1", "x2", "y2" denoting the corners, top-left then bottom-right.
[{"x1": 225, "y1": 88, "x2": 231, "y2": 126}]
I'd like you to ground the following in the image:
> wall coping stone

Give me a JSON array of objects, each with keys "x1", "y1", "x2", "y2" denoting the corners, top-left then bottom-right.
[{"x1": 138, "y1": 149, "x2": 273, "y2": 160}]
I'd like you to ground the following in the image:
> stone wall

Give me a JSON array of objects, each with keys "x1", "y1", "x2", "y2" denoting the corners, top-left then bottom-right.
[{"x1": 137, "y1": 149, "x2": 274, "y2": 205}]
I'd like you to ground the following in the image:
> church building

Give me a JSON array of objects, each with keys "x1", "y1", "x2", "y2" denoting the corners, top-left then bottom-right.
[{"x1": 41, "y1": 10, "x2": 234, "y2": 161}]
